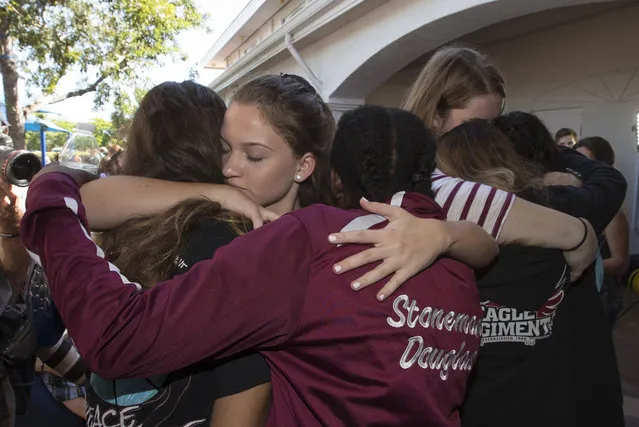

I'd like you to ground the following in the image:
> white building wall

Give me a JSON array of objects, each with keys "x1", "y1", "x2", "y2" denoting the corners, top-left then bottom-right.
[{"x1": 368, "y1": 3, "x2": 639, "y2": 252}]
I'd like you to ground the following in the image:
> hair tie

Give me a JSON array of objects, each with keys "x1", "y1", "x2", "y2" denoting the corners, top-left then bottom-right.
[{"x1": 565, "y1": 218, "x2": 589, "y2": 252}]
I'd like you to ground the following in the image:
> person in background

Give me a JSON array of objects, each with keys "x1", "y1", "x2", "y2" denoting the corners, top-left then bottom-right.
[
  {"x1": 98, "y1": 145, "x2": 124, "y2": 178},
  {"x1": 555, "y1": 127, "x2": 578, "y2": 147},
  {"x1": 574, "y1": 136, "x2": 629, "y2": 325},
  {"x1": 0, "y1": 175, "x2": 30, "y2": 427},
  {"x1": 0, "y1": 120, "x2": 13, "y2": 149},
  {"x1": 98, "y1": 148, "x2": 124, "y2": 178},
  {"x1": 0, "y1": 178, "x2": 85, "y2": 427}
]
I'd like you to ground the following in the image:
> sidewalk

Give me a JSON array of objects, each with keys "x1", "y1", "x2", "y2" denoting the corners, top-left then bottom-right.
[{"x1": 613, "y1": 288, "x2": 639, "y2": 426}]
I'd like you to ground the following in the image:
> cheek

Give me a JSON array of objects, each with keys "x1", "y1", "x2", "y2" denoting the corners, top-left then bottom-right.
[
  {"x1": 441, "y1": 111, "x2": 467, "y2": 133},
  {"x1": 244, "y1": 159, "x2": 298, "y2": 200}
]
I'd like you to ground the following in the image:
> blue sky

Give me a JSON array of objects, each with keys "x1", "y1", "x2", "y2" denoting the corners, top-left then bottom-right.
[{"x1": 16, "y1": 0, "x2": 250, "y2": 122}]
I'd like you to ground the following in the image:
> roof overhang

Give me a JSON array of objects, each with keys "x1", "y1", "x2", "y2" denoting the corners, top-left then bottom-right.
[
  {"x1": 200, "y1": 0, "x2": 287, "y2": 69},
  {"x1": 207, "y1": 0, "x2": 388, "y2": 92}
]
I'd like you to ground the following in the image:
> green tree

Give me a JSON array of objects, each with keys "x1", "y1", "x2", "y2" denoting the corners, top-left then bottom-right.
[
  {"x1": 0, "y1": 0, "x2": 204, "y2": 149},
  {"x1": 91, "y1": 117, "x2": 115, "y2": 147},
  {"x1": 110, "y1": 86, "x2": 149, "y2": 143}
]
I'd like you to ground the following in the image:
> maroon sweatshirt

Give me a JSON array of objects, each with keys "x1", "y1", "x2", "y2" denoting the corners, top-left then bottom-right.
[{"x1": 21, "y1": 173, "x2": 482, "y2": 426}]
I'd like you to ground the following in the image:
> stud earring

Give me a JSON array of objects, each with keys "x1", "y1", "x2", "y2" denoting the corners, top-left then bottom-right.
[{"x1": 295, "y1": 174, "x2": 302, "y2": 181}]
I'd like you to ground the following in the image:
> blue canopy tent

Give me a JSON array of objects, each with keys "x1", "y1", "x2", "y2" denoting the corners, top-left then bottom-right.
[
  {"x1": 25, "y1": 117, "x2": 71, "y2": 165},
  {"x1": 1, "y1": 102, "x2": 71, "y2": 165}
]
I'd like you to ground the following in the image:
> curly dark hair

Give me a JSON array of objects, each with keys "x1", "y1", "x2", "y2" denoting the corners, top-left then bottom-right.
[
  {"x1": 330, "y1": 105, "x2": 437, "y2": 209},
  {"x1": 493, "y1": 111, "x2": 559, "y2": 172}
]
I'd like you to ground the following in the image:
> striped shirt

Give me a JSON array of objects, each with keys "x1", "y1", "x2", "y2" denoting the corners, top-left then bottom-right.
[{"x1": 431, "y1": 169, "x2": 515, "y2": 240}]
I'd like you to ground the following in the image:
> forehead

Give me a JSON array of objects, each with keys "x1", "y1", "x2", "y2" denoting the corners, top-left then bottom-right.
[
  {"x1": 222, "y1": 103, "x2": 264, "y2": 136},
  {"x1": 558, "y1": 135, "x2": 574, "y2": 143},
  {"x1": 222, "y1": 102, "x2": 293, "y2": 153},
  {"x1": 460, "y1": 94, "x2": 503, "y2": 121}
]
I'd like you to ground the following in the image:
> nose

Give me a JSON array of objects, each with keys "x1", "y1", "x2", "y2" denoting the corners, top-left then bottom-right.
[{"x1": 223, "y1": 150, "x2": 242, "y2": 179}]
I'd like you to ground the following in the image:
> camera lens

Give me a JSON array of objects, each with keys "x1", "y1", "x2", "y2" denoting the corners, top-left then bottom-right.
[{"x1": 12, "y1": 153, "x2": 41, "y2": 182}]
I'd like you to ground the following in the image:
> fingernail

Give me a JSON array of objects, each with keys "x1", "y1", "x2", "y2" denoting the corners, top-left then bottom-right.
[
  {"x1": 334, "y1": 265, "x2": 342, "y2": 273},
  {"x1": 361, "y1": 197, "x2": 369, "y2": 202},
  {"x1": 328, "y1": 235, "x2": 337, "y2": 243},
  {"x1": 377, "y1": 294, "x2": 385, "y2": 301},
  {"x1": 352, "y1": 282, "x2": 360, "y2": 290}
]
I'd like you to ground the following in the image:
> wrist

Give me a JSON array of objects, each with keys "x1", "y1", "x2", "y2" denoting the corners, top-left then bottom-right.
[
  {"x1": 565, "y1": 217, "x2": 589, "y2": 252},
  {"x1": 437, "y1": 220, "x2": 455, "y2": 255}
]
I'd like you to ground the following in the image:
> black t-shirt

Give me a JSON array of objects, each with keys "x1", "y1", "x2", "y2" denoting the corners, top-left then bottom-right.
[
  {"x1": 462, "y1": 245, "x2": 573, "y2": 427},
  {"x1": 85, "y1": 220, "x2": 271, "y2": 427},
  {"x1": 462, "y1": 155, "x2": 626, "y2": 427}
]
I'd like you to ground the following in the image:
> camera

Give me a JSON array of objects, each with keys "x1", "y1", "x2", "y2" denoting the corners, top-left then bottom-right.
[{"x1": 0, "y1": 146, "x2": 42, "y2": 187}]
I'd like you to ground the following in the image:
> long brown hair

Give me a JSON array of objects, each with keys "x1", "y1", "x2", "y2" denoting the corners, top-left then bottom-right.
[
  {"x1": 97, "y1": 81, "x2": 236, "y2": 288},
  {"x1": 402, "y1": 45, "x2": 505, "y2": 132},
  {"x1": 231, "y1": 74, "x2": 335, "y2": 207},
  {"x1": 437, "y1": 119, "x2": 543, "y2": 194}
]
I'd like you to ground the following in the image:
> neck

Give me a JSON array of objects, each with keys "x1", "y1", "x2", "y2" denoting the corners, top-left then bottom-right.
[{"x1": 266, "y1": 194, "x2": 300, "y2": 216}]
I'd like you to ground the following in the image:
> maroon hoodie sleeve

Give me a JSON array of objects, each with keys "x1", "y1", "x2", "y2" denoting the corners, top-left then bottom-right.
[{"x1": 20, "y1": 173, "x2": 311, "y2": 379}]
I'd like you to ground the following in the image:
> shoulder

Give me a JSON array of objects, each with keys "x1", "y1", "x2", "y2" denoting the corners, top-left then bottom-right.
[
  {"x1": 175, "y1": 219, "x2": 239, "y2": 274},
  {"x1": 431, "y1": 171, "x2": 514, "y2": 213},
  {"x1": 431, "y1": 170, "x2": 489, "y2": 203},
  {"x1": 208, "y1": 353, "x2": 271, "y2": 399}
]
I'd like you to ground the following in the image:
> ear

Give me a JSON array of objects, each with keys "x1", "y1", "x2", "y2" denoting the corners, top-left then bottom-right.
[{"x1": 295, "y1": 153, "x2": 316, "y2": 183}]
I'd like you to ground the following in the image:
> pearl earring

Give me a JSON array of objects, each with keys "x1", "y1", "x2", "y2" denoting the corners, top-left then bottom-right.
[{"x1": 295, "y1": 174, "x2": 302, "y2": 181}]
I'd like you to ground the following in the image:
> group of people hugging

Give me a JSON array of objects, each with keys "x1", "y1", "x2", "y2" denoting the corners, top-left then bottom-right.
[{"x1": 16, "y1": 45, "x2": 627, "y2": 426}]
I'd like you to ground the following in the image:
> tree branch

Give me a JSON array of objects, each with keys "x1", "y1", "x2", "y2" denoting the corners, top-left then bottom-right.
[{"x1": 24, "y1": 73, "x2": 109, "y2": 114}]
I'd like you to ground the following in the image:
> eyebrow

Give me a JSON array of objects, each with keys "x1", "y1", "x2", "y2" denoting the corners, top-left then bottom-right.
[{"x1": 240, "y1": 142, "x2": 274, "y2": 151}]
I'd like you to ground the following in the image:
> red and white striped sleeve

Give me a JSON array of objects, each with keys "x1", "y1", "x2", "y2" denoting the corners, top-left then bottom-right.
[{"x1": 431, "y1": 169, "x2": 515, "y2": 240}]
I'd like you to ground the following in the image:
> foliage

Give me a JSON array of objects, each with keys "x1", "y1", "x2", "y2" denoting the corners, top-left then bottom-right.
[
  {"x1": 0, "y1": 0, "x2": 205, "y2": 147},
  {"x1": 91, "y1": 117, "x2": 114, "y2": 147},
  {"x1": 110, "y1": 85, "x2": 149, "y2": 143}
]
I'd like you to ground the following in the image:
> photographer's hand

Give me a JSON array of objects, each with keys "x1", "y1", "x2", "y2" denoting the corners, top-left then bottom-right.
[
  {"x1": 0, "y1": 178, "x2": 23, "y2": 236},
  {"x1": 0, "y1": 177, "x2": 29, "y2": 292}
]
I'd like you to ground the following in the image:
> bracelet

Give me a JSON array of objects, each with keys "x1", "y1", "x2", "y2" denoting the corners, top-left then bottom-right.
[
  {"x1": 565, "y1": 218, "x2": 588, "y2": 252},
  {"x1": 0, "y1": 231, "x2": 19, "y2": 238}
]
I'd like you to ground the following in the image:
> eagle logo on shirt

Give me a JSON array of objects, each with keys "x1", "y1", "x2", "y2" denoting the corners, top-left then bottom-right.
[{"x1": 480, "y1": 266, "x2": 569, "y2": 346}]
